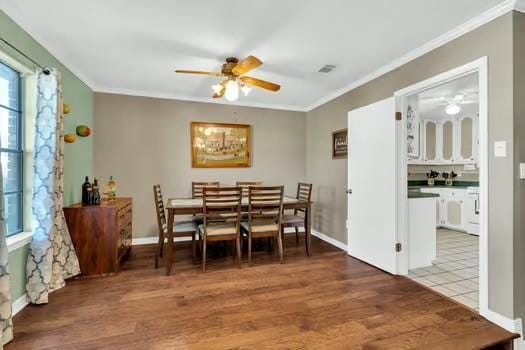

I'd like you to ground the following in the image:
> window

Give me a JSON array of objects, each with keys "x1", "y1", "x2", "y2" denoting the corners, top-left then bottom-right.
[{"x1": 0, "y1": 61, "x2": 23, "y2": 236}]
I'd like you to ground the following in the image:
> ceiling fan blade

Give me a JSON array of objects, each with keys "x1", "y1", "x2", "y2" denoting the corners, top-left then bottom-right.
[
  {"x1": 240, "y1": 76, "x2": 280, "y2": 92},
  {"x1": 175, "y1": 70, "x2": 222, "y2": 76},
  {"x1": 232, "y1": 56, "x2": 263, "y2": 76}
]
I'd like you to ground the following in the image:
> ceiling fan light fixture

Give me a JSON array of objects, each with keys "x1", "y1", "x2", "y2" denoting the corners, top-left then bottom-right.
[
  {"x1": 241, "y1": 84, "x2": 252, "y2": 96},
  {"x1": 211, "y1": 83, "x2": 223, "y2": 94},
  {"x1": 446, "y1": 103, "x2": 461, "y2": 115},
  {"x1": 224, "y1": 79, "x2": 239, "y2": 102}
]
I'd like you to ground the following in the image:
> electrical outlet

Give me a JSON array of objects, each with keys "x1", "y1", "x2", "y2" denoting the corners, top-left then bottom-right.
[{"x1": 520, "y1": 163, "x2": 525, "y2": 179}]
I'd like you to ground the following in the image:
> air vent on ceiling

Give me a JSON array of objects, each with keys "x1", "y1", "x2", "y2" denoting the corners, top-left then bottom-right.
[{"x1": 318, "y1": 64, "x2": 336, "y2": 73}]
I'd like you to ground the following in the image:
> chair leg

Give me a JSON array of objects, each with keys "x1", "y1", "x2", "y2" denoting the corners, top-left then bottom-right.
[
  {"x1": 202, "y1": 238, "x2": 207, "y2": 272},
  {"x1": 248, "y1": 233, "x2": 252, "y2": 265},
  {"x1": 155, "y1": 234, "x2": 163, "y2": 269},
  {"x1": 304, "y1": 228, "x2": 310, "y2": 256},
  {"x1": 159, "y1": 235, "x2": 164, "y2": 258},
  {"x1": 295, "y1": 226, "x2": 299, "y2": 244},
  {"x1": 277, "y1": 232, "x2": 284, "y2": 264},
  {"x1": 191, "y1": 232, "x2": 196, "y2": 265},
  {"x1": 236, "y1": 237, "x2": 242, "y2": 268}
]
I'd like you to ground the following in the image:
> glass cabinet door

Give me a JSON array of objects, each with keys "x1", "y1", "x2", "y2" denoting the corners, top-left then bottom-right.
[
  {"x1": 460, "y1": 117, "x2": 473, "y2": 160},
  {"x1": 442, "y1": 121, "x2": 454, "y2": 161},
  {"x1": 425, "y1": 121, "x2": 436, "y2": 161}
]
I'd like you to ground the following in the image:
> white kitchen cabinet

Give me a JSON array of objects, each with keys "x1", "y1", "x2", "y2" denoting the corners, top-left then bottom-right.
[
  {"x1": 419, "y1": 187, "x2": 470, "y2": 232},
  {"x1": 408, "y1": 115, "x2": 478, "y2": 165}
]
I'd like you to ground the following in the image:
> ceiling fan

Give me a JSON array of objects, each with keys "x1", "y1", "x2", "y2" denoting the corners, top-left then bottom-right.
[
  {"x1": 175, "y1": 55, "x2": 280, "y2": 102},
  {"x1": 420, "y1": 90, "x2": 478, "y2": 115}
]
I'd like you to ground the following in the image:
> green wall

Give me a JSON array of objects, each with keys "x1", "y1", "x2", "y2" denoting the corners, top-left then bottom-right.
[{"x1": 0, "y1": 10, "x2": 94, "y2": 301}]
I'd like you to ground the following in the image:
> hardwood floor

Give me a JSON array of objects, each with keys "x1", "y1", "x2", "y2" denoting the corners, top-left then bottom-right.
[{"x1": 8, "y1": 236, "x2": 517, "y2": 349}]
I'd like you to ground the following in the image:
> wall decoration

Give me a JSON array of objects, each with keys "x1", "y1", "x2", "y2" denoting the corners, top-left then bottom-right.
[
  {"x1": 407, "y1": 104, "x2": 420, "y2": 158},
  {"x1": 64, "y1": 134, "x2": 77, "y2": 143},
  {"x1": 63, "y1": 103, "x2": 71, "y2": 115},
  {"x1": 332, "y1": 128, "x2": 348, "y2": 159},
  {"x1": 76, "y1": 125, "x2": 91, "y2": 137},
  {"x1": 191, "y1": 122, "x2": 251, "y2": 168}
]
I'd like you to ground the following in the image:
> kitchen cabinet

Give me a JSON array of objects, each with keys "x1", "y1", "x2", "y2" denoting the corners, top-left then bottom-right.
[
  {"x1": 419, "y1": 187, "x2": 473, "y2": 233},
  {"x1": 409, "y1": 115, "x2": 478, "y2": 165},
  {"x1": 425, "y1": 121, "x2": 437, "y2": 161}
]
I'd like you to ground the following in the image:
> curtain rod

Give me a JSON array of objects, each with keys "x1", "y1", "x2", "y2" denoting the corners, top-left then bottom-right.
[{"x1": 0, "y1": 36, "x2": 50, "y2": 75}]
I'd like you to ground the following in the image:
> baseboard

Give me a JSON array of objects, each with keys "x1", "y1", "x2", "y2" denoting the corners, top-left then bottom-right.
[
  {"x1": 12, "y1": 293, "x2": 29, "y2": 316},
  {"x1": 132, "y1": 236, "x2": 191, "y2": 246},
  {"x1": 133, "y1": 229, "x2": 348, "y2": 252},
  {"x1": 310, "y1": 229, "x2": 347, "y2": 251},
  {"x1": 482, "y1": 309, "x2": 523, "y2": 347}
]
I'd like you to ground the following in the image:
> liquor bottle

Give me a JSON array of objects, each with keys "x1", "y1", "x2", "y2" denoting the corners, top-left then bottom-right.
[
  {"x1": 92, "y1": 178, "x2": 101, "y2": 205},
  {"x1": 86, "y1": 184, "x2": 93, "y2": 206},
  {"x1": 81, "y1": 176, "x2": 91, "y2": 205},
  {"x1": 105, "y1": 176, "x2": 117, "y2": 202}
]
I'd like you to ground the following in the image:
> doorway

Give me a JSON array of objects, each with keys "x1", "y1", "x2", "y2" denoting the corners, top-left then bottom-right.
[
  {"x1": 395, "y1": 58, "x2": 488, "y2": 315},
  {"x1": 346, "y1": 57, "x2": 488, "y2": 315}
]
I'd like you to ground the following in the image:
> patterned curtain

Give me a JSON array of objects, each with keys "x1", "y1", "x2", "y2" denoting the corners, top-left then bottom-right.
[
  {"x1": 26, "y1": 69, "x2": 80, "y2": 304},
  {"x1": 0, "y1": 136, "x2": 13, "y2": 348}
]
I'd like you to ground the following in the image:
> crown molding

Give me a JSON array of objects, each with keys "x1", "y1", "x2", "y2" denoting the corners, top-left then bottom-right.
[
  {"x1": 304, "y1": 0, "x2": 517, "y2": 112},
  {"x1": 515, "y1": 0, "x2": 525, "y2": 12},
  {"x1": 94, "y1": 86, "x2": 308, "y2": 112}
]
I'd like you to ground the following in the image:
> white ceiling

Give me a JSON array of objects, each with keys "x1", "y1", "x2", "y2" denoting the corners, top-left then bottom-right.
[
  {"x1": 0, "y1": 0, "x2": 505, "y2": 111},
  {"x1": 417, "y1": 73, "x2": 479, "y2": 120}
]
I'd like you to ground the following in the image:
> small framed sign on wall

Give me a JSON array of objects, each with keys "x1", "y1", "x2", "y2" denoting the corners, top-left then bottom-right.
[{"x1": 332, "y1": 128, "x2": 348, "y2": 159}]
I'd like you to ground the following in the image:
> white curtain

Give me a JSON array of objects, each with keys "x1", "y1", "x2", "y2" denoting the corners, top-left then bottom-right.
[
  {"x1": 0, "y1": 126, "x2": 13, "y2": 348},
  {"x1": 26, "y1": 69, "x2": 80, "y2": 304}
]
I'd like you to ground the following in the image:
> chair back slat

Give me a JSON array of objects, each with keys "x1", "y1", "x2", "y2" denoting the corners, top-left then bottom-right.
[
  {"x1": 203, "y1": 187, "x2": 242, "y2": 227},
  {"x1": 153, "y1": 185, "x2": 167, "y2": 234},
  {"x1": 192, "y1": 181, "x2": 220, "y2": 199},
  {"x1": 236, "y1": 181, "x2": 262, "y2": 198},
  {"x1": 295, "y1": 183, "x2": 312, "y2": 213},
  {"x1": 248, "y1": 186, "x2": 284, "y2": 226}
]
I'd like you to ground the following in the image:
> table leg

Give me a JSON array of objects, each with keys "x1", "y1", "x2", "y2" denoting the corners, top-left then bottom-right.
[
  {"x1": 166, "y1": 209, "x2": 175, "y2": 275},
  {"x1": 306, "y1": 201, "x2": 311, "y2": 257}
]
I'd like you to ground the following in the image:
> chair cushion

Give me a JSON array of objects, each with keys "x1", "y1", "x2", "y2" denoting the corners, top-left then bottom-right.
[
  {"x1": 198, "y1": 223, "x2": 238, "y2": 236},
  {"x1": 240, "y1": 221, "x2": 279, "y2": 233},
  {"x1": 282, "y1": 215, "x2": 304, "y2": 225},
  {"x1": 163, "y1": 221, "x2": 196, "y2": 234}
]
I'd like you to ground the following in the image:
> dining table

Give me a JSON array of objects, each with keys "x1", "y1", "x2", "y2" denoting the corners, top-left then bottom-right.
[{"x1": 164, "y1": 196, "x2": 312, "y2": 275}]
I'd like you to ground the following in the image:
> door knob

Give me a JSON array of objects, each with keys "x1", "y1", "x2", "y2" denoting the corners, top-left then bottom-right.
[{"x1": 347, "y1": 189, "x2": 352, "y2": 194}]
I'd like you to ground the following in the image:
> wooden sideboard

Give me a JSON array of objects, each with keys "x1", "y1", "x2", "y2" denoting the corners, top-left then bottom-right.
[{"x1": 64, "y1": 198, "x2": 133, "y2": 276}]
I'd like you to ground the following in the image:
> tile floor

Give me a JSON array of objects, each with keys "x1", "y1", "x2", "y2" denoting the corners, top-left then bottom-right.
[{"x1": 408, "y1": 228, "x2": 479, "y2": 311}]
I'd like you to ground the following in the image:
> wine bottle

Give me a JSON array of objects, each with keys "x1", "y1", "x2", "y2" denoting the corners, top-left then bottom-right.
[
  {"x1": 92, "y1": 178, "x2": 101, "y2": 205},
  {"x1": 82, "y1": 176, "x2": 91, "y2": 205}
]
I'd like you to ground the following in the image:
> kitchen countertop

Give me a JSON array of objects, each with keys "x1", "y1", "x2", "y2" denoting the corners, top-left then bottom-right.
[
  {"x1": 408, "y1": 192, "x2": 440, "y2": 199},
  {"x1": 408, "y1": 180, "x2": 479, "y2": 190},
  {"x1": 408, "y1": 185, "x2": 473, "y2": 190}
]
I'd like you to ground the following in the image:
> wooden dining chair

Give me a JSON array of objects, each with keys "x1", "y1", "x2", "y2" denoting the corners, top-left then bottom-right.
[
  {"x1": 281, "y1": 182, "x2": 312, "y2": 256},
  {"x1": 191, "y1": 181, "x2": 220, "y2": 225},
  {"x1": 236, "y1": 181, "x2": 262, "y2": 198},
  {"x1": 192, "y1": 181, "x2": 220, "y2": 199},
  {"x1": 153, "y1": 185, "x2": 197, "y2": 268},
  {"x1": 199, "y1": 187, "x2": 243, "y2": 272},
  {"x1": 241, "y1": 186, "x2": 285, "y2": 264}
]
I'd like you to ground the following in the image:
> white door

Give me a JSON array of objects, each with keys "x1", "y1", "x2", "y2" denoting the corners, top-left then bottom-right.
[{"x1": 347, "y1": 97, "x2": 399, "y2": 274}]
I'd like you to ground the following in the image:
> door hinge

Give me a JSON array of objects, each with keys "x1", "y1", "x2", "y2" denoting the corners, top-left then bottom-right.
[
  {"x1": 395, "y1": 243, "x2": 402, "y2": 252},
  {"x1": 395, "y1": 112, "x2": 402, "y2": 121}
]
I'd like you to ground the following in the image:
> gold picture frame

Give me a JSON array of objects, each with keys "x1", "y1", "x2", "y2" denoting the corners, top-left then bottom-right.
[{"x1": 191, "y1": 122, "x2": 251, "y2": 168}]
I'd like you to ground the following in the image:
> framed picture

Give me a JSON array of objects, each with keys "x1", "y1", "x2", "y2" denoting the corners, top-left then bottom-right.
[
  {"x1": 191, "y1": 122, "x2": 251, "y2": 168},
  {"x1": 332, "y1": 128, "x2": 348, "y2": 159}
]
